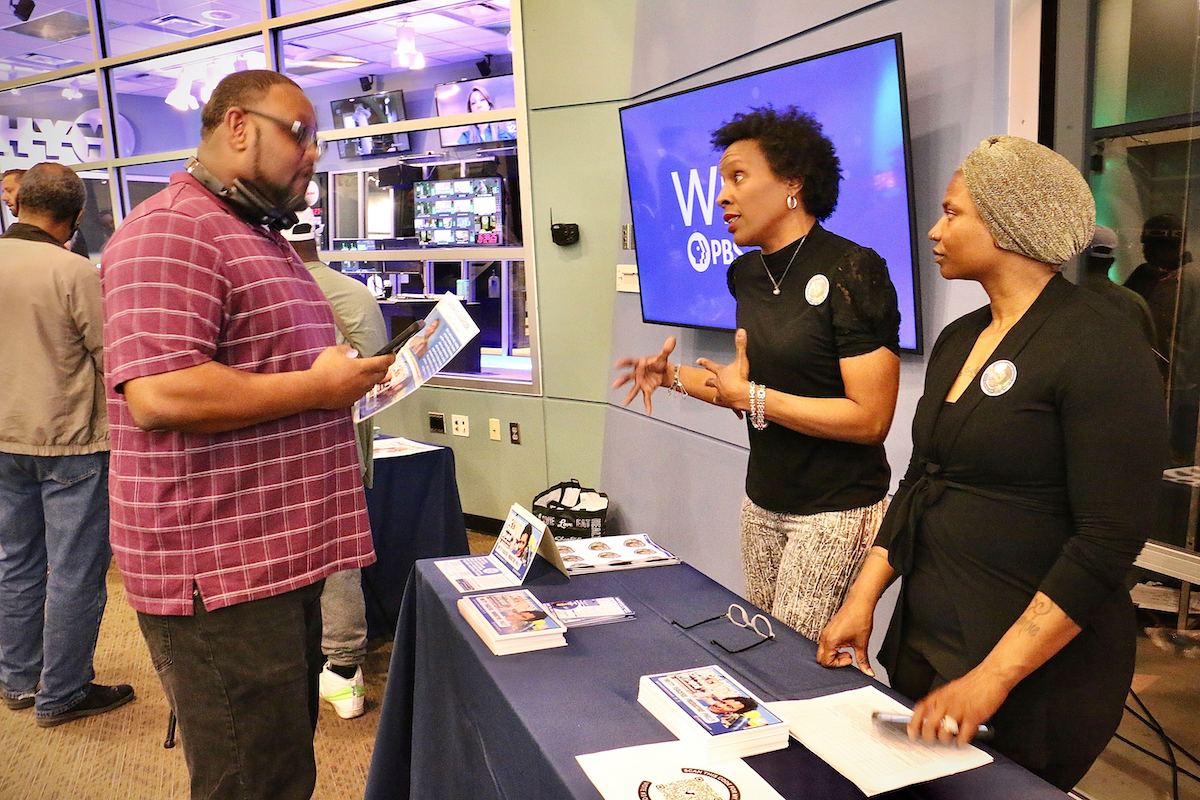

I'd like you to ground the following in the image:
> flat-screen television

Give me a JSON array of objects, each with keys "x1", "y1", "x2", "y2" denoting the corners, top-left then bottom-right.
[
  {"x1": 619, "y1": 34, "x2": 923, "y2": 352},
  {"x1": 413, "y1": 177, "x2": 503, "y2": 246},
  {"x1": 330, "y1": 90, "x2": 410, "y2": 158},
  {"x1": 434, "y1": 74, "x2": 517, "y2": 147}
]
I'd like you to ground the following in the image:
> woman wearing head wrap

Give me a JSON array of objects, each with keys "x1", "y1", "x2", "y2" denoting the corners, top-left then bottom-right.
[
  {"x1": 817, "y1": 136, "x2": 1167, "y2": 789},
  {"x1": 614, "y1": 107, "x2": 901, "y2": 641}
]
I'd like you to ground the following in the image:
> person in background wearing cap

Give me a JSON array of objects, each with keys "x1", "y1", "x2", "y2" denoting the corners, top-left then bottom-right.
[
  {"x1": 1078, "y1": 224, "x2": 1155, "y2": 346},
  {"x1": 282, "y1": 207, "x2": 386, "y2": 720},
  {"x1": 818, "y1": 136, "x2": 1167, "y2": 789}
]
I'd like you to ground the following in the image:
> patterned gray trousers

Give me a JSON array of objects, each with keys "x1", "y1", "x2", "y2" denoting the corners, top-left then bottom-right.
[{"x1": 740, "y1": 496, "x2": 887, "y2": 641}]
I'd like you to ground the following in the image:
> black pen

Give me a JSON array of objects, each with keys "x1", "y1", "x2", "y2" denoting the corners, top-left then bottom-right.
[{"x1": 871, "y1": 711, "x2": 994, "y2": 742}]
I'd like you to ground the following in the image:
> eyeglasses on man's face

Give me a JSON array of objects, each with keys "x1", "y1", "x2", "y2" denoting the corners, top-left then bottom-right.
[{"x1": 242, "y1": 108, "x2": 323, "y2": 156}]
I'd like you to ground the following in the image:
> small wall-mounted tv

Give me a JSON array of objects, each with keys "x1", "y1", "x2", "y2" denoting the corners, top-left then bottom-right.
[
  {"x1": 330, "y1": 90, "x2": 410, "y2": 158},
  {"x1": 619, "y1": 34, "x2": 923, "y2": 352},
  {"x1": 413, "y1": 177, "x2": 503, "y2": 246},
  {"x1": 434, "y1": 74, "x2": 517, "y2": 147}
]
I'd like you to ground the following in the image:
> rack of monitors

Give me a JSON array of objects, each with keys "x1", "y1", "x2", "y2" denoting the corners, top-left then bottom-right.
[{"x1": 413, "y1": 177, "x2": 503, "y2": 246}]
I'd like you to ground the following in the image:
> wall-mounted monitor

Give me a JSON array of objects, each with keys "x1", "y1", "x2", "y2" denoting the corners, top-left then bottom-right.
[
  {"x1": 330, "y1": 90, "x2": 410, "y2": 158},
  {"x1": 413, "y1": 177, "x2": 503, "y2": 246},
  {"x1": 434, "y1": 75, "x2": 517, "y2": 147},
  {"x1": 618, "y1": 34, "x2": 923, "y2": 352}
]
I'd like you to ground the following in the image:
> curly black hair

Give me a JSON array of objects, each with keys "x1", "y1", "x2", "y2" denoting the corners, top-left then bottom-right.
[{"x1": 711, "y1": 105, "x2": 841, "y2": 221}]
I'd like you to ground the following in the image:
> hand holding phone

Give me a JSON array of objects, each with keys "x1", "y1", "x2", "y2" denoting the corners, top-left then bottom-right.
[{"x1": 372, "y1": 320, "x2": 425, "y2": 357}]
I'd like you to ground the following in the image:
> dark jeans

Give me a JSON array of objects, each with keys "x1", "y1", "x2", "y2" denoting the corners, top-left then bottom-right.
[{"x1": 138, "y1": 581, "x2": 325, "y2": 800}]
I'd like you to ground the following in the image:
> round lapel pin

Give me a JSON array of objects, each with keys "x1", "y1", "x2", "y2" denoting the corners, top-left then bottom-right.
[
  {"x1": 980, "y1": 359, "x2": 1017, "y2": 396},
  {"x1": 805, "y1": 274, "x2": 829, "y2": 306}
]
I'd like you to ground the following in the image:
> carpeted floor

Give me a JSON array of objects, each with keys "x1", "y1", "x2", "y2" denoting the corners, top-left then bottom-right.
[{"x1": 0, "y1": 532, "x2": 497, "y2": 800}]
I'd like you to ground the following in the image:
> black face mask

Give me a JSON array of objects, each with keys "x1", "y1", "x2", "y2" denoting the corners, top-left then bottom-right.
[{"x1": 186, "y1": 157, "x2": 304, "y2": 231}]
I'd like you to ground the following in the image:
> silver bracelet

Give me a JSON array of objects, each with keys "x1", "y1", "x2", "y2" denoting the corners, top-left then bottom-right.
[
  {"x1": 750, "y1": 382, "x2": 768, "y2": 430},
  {"x1": 669, "y1": 364, "x2": 688, "y2": 397}
]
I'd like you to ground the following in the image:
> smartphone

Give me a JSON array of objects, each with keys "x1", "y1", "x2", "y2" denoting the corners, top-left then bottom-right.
[
  {"x1": 871, "y1": 711, "x2": 994, "y2": 742},
  {"x1": 372, "y1": 320, "x2": 425, "y2": 357}
]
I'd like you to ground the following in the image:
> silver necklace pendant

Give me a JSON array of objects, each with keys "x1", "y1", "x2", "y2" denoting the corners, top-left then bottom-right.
[{"x1": 761, "y1": 233, "x2": 808, "y2": 297}]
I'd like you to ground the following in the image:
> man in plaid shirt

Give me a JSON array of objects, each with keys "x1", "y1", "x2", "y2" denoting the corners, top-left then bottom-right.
[{"x1": 102, "y1": 71, "x2": 394, "y2": 799}]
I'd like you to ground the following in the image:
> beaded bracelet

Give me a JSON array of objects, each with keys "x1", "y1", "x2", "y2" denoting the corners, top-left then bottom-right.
[{"x1": 749, "y1": 382, "x2": 768, "y2": 430}]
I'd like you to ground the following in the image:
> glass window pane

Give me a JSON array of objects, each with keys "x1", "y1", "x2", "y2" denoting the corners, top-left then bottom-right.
[
  {"x1": 101, "y1": 1, "x2": 263, "y2": 59},
  {"x1": 108, "y1": 38, "x2": 266, "y2": 157},
  {"x1": 76, "y1": 171, "x2": 114, "y2": 259},
  {"x1": 332, "y1": 171, "x2": 360, "y2": 239},
  {"x1": 118, "y1": 159, "x2": 187, "y2": 215},
  {"x1": 0, "y1": 73, "x2": 111, "y2": 167},
  {"x1": 275, "y1": 0, "x2": 511, "y2": 84},
  {"x1": 0, "y1": 1, "x2": 94, "y2": 75},
  {"x1": 313, "y1": 131, "x2": 522, "y2": 249}
]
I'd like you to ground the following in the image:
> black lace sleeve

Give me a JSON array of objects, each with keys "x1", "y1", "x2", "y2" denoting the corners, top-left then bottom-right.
[{"x1": 829, "y1": 246, "x2": 901, "y2": 358}]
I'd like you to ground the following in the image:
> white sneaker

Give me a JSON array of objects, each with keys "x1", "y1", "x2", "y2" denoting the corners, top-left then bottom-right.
[{"x1": 318, "y1": 662, "x2": 365, "y2": 719}]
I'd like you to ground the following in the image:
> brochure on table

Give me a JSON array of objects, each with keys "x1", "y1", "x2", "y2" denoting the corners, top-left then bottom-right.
[
  {"x1": 353, "y1": 292, "x2": 480, "y2": 423},
  {"x1": 457, "y1": 588, "x2": 567, "y2": 655},
  {"x1": 555, "y1": 533, "x2": 679, "y2": 574},
  {"x1": 545, "y1": 596, "x2": 635, "y2": 628},
  {"x1": 434, "y1": 503, "x2": 568, "y2": 592},
  {"x1": 577, "y1": 740, "x2": 786, "y2": 800},
  {"x1": 638, "y1": 664, "x2": 790, "y2": 760},
  {"x1": 771, "y1": 686, "x2": 992, "y2": 796}
]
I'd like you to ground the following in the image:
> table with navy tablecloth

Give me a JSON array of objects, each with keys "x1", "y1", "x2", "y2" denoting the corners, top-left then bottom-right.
[
  {"x1": 360, "y1": 445, "x2": 469, "y2": 639},
  {"x1": 363, "y1": 558, "x2": 1068, "y2": 800}
]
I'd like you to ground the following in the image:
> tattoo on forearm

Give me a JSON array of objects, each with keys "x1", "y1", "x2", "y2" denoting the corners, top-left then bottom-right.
[{"x1": 1017, "y1": 597, "x2": 1053, "y2": 638}]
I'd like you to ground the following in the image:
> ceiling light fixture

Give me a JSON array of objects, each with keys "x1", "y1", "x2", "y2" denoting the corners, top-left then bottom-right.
[
  {"x1": 390, "y1": 21, "x2": 425, "y2": 70},
  {"x1": 165, "y1": 70, "x2": 198, "y2": 111},
  {"x1": 60, "y1": 77, "x2": 83, "y2": 100}
]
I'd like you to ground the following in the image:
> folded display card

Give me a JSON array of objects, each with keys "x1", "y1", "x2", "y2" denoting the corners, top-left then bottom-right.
[{"x1": 435, "y1": 502, "x2": 568, "y2": 593}]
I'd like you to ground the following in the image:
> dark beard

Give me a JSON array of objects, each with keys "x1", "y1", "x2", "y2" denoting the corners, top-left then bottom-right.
[{"x1": 249, "y1": 136, "x2": 304, "y2": 211}]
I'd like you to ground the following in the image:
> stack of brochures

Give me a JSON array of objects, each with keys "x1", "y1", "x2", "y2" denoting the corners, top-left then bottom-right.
[
  {"x1": 637, "y1": 665, "x2": 790, "y2": 760},
  {"x1": 456, "y1": 589, "x2": 567, "y2": 656},
  {"x1": 545, "y1": 597, "x2": 635, "y2": 628},
  {"x1": 555, "y1": 534, "x2": 679, "y2": 575}
]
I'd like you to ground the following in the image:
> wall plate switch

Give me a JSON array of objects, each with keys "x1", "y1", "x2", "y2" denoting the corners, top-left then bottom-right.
[
  {"x1": 488, "y1": 418, "x2": 501, "y2": 441},
  {"x1": 428, "y1": 412, "x2": 445, "y2": 434},
  {"x1": 451, "y1": 414, "x2": 469, "y2": 437},
  {"x1": 508, "y1": 422, "x2": 521, "y2": 445}
]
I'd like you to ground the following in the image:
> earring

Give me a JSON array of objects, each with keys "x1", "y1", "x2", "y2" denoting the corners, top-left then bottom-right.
[{"x1": 786, "y1": 195, "x2": 798, "y2": 210}]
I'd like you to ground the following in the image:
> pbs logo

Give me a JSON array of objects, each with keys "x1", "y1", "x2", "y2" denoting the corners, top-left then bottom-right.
[{"x1": 687, "y1": 232, "x2": 741, "y2": 273}]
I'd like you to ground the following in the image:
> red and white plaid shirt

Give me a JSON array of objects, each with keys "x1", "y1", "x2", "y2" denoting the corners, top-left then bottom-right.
[{"x1": 102, "y1": 172, "x2": 374, "y2": 616}]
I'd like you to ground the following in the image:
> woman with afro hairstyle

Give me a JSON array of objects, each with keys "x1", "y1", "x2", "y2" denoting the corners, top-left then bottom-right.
[{"x1": 614, "y1": 106, "x2": 901, "y2": 640}]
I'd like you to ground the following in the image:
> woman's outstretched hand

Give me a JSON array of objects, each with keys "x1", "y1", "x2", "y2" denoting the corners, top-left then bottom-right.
[
  {"x1": 697, "y1": 328, "x2": 751, "y2": 418},
  {"x1": 612, "y1": 336, "x2": 676, "y2": 415}
]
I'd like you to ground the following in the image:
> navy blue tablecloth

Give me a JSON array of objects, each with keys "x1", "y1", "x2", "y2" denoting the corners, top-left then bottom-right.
[
  {"x1": 363, "y1": 560, "x2": 1067, "y2": 800},
  {"x1": 361, "y1": 446, "x2": 469, "y2": 639}
]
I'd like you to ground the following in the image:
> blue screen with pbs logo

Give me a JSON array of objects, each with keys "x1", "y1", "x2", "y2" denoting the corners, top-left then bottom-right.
[{"x1": 619, "y1": 35, "x2": 922, "y2": 351}]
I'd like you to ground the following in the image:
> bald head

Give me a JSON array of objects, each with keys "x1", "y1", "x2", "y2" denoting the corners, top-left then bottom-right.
[{"x1": 18, "y1": 163, "x2": 85, "y2": 225}]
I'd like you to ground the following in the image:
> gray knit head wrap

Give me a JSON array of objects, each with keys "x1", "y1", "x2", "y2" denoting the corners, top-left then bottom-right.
[{"x1": 959, "y1": 135, "x2": 1095, "y2": 265}]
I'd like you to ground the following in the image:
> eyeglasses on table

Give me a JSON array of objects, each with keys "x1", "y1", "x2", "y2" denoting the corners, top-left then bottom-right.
[{"x1": 671, "y1": 602, "x2": 776, "y2": 654}]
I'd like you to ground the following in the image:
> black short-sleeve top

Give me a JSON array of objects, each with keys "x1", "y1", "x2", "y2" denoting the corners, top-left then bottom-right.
[{"x1": 727, "y1": 223, "x2": 901, "y2": 514}]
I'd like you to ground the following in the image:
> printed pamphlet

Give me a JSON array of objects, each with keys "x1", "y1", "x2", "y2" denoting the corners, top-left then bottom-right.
[{"x1": 353, "y1": 292, "x2": 480, "y2": 423}]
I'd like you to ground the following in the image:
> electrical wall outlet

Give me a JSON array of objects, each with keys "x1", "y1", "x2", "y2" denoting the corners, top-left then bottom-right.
[
  {"x1": 428, "y1": 412, "x2": 445, "y2": 434},
  {"x1": 451, "y1": 414, "x2": 469, "y2": 437},
  {"x1": 508, "y1": 422, "x2": 521, "y2": 445},
  {"x1": 488, "y1": 418, "x2": 501, "y2": 441}
]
